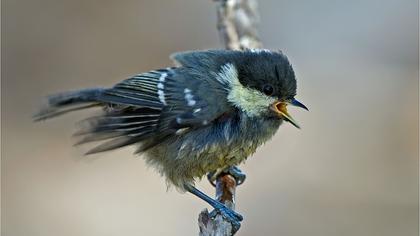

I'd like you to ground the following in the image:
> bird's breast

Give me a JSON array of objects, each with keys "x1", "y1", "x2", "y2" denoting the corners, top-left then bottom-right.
[
  {"x1": 144, "y1": 114, "x2": 282, "y2": 187},
  {"x1": 177, "y1": 115, "x2": 281, "y2": 174}
]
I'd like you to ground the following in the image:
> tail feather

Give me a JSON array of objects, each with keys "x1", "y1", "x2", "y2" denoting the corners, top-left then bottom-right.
[
  {"x1": 34, "y1": 87, "x2": 163, "y2": 154},
  {"x1": 33, "y1": 88, "x2": 106, "y2": 121}
]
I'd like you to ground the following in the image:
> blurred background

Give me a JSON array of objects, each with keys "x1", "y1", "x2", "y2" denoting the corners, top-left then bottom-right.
[{"x1": 2, "y1": 0, "x2": 419, "y2": 235}]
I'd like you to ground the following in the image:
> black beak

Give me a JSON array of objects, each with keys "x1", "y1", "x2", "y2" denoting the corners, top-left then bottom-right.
[
  {"x1": 270, "y1": 98, "x2": 308, "y2": 129},
  {"x1": 290, "y1": 99, "x2": 309, "y2": 111}
]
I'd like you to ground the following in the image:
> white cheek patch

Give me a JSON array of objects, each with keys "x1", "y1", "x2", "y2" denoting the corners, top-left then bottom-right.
[{"x1": 217, "y1": 63, "x2": 276, "y2": 117}]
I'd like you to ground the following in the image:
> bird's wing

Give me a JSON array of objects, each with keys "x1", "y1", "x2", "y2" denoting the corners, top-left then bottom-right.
[
  {"x1": 154, "y1": 67, "x2": 232, "y2": 129},
  {"x1": 76, "y1": 67, "x2": 233, "y2": 153}
]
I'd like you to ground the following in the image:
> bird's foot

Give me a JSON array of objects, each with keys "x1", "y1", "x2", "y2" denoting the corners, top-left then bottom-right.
[
  {"x1": 207, "y1": 166, "x2": 246, "y2": 187},
  {"x1": 209, "y1": 202, "x2": 243, "y2": 232},
  {"x1": 225, "y1": 166, "x2": 246, "y2": 185}
]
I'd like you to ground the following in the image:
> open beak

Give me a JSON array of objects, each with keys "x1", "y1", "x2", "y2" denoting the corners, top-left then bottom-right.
[{"x1": 270, "y1": 99, "x2": 308, "y2": 129}]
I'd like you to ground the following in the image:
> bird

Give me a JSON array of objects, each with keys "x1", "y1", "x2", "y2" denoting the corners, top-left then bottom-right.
[{"x1": 34, "y1": 49, "x2": 307, "y2": 227}]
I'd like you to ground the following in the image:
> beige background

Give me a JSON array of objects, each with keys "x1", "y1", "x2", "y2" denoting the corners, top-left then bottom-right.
[{"x1": 2, "y1": 0, "x2": 419, "y2": 235}]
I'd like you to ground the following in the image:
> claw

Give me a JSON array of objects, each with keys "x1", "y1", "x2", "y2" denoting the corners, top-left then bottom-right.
[
  {"x1": 225, "y1": 166, "x2": 246, "y2": 185},
  {"x1": 210, "y1": 202, "x2": 243, "y2": 221},
  {"x1": 185, "y1": 183, "x2": 243, "y2": 234},
  {"x1": 207, "y1": 166, "x2": 246, "y2": 187},
  {"x1": 209, "y1": 204, "x2": 243, "y2": 233}
]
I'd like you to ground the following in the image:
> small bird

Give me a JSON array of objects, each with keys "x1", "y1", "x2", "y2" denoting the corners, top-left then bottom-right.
[{"x1": 34, "y1": 49, "x2": 307, "y2": 227}]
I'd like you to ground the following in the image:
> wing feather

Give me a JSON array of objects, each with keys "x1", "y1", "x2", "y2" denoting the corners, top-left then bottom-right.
[{"x1": 37, "y1": 62, "x2": 234, "y2": 154}]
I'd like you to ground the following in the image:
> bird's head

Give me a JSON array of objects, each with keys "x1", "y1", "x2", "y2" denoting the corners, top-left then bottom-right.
[{"x1": 224, "y1": 49, "x2": 308, "y2": 128}]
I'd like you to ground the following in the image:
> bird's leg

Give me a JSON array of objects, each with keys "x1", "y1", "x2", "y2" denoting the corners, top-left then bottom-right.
[
  {"x1": 184, "y1": 183, "x2": 243, "y2": 228},
  {"x1": 207, "y1": 166, "x2": 246, "y2": 187}
]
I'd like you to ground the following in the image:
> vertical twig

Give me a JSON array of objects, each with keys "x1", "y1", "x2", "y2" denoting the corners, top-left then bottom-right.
[
  {"x1": 215, "y1": 0, "x2": 263, "y2": 50},
  {"x1": 198, "y1": 174, "x2": 238, "y2": 236},
  {"x1": 198, "y1": 0, "x2": 263, "y2": 235}
]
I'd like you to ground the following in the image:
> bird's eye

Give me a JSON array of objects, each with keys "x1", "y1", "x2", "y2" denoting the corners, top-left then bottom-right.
[{"x1": 262, "y1": 84, "x2": 274, "y2": 96}]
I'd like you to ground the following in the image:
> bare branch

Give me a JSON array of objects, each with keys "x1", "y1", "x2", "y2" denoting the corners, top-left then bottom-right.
[
  {"x1": 199, "y1": 174, "x2": 238, "y2": 236},
  {"x1": 215, "y1": 0, "x2": 263, "y2": 50}
]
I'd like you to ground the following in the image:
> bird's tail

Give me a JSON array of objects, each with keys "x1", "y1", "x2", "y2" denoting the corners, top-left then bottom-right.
[
  {"x1": 33, "y1": 88, "x2": 106, "y2": 121},
  {"x1": 33, "y1": 87, "x2": 163, "y2": 154}
]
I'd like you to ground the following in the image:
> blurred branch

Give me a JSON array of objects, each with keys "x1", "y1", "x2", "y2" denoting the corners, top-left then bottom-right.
[
  {"x1": 198, "y1": 0, "x2": 263, "y2": 235},
  {"x1": 215, "y1": 0, "x2": 262, "y2": 50}
]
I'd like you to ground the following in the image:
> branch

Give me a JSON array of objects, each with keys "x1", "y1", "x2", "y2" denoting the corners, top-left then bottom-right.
[
  {"x1": 215, "y1": 0, "x2": 263, "y2": 50},
  {"x1": 198, "y1": 174, "x2": 237, "y2": 236},
  {"x1": 198, "y1": 0, "x2": 263, "y2": 235}
]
